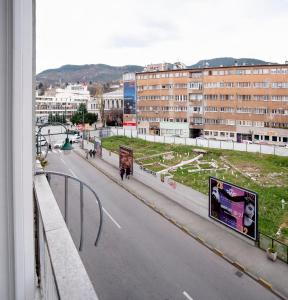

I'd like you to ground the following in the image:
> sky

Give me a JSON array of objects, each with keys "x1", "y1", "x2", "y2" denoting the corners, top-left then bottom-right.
[{"x1": 36, "y1": 0, "x2": 288, "y2": 73}]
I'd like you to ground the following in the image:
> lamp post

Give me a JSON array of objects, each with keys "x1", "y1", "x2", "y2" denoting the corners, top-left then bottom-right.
[
  {"x1": 82, "y1": 109, "x2": 85, "y2": 149},
  {"x1": 37, "y1": 122, "x2": 73, "y2": 154}
]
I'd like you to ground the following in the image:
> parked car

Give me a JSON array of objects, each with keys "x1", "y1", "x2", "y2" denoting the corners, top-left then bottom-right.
[
  {"x1": 71, "y1": 134, "x2": 81, "y2": 143},
  {"x1": 53, "y1": 142, "x2": 63, "y2": 149},
  {"x1": 242, "y1": 140, "x2": 253, "y2": 144}
]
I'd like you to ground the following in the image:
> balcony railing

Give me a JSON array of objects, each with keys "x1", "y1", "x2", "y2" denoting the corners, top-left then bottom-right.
[{"x1": 34, "y1": 163, "x2": 102, "y2": 299}]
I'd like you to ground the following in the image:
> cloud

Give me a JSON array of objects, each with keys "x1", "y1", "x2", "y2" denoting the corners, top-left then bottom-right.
[{"x1": 109, "y1": 19, "x2": 179, "y2": 48}]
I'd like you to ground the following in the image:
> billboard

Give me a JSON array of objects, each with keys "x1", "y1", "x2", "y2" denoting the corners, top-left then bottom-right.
[
  {"x1": 123, "y1": 73, "x2": 136, "y2": 127},
  {"x1": 209, "y1": 177, "x2": 258, "y2": 240},
  {"x1": 119, "y1": 145, "x2": 133, "y2": 174},
  {"x1": 94, "y1": 141, "x2": 102, "y2": 157}
]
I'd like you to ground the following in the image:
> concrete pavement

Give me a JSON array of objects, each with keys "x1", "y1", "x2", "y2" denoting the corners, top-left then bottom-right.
[{"x1": 77, "y1": 140, "x2": 288, "y2": 300}]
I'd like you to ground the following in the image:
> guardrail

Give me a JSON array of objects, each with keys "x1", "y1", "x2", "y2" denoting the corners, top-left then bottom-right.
[
  {"x1": 36, "y1": 170, "x2": 103, "y2": 250},
  {"x1": 258, "y1": 232, "x2": 288, "y2": 263}
]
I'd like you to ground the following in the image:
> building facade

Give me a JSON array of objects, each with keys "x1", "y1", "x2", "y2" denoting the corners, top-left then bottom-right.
[
  {"x1": 87, "y1": 96, "x2": 101, "y2": 121},
  {"x1": 136, "y1": 64, "x2": 288, "y2": 144},
  {"x1": 35, "y1": 84, "x2": 90, "y2": 123},
  {"x1": 103, "y1": 88, "x2": 123, "y2": 126}
]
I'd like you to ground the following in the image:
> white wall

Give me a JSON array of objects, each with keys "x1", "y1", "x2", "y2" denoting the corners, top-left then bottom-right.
[{"x1": 0, "y1": 0, "x2": 34, "y2": 299}]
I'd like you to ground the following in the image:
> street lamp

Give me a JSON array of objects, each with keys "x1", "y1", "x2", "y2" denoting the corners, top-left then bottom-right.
[
  {"x1": 61, "y1": 132, "x2": 73, "y2": 151},
  {"x1": 82, "y1": 109, "x2": 85, "y2": 149},
  {"x1": 37, "y1": 121, "x2": 73, "y2": 154}
]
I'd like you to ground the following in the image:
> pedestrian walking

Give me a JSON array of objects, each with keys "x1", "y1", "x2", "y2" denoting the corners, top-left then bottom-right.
[
  {"x1": 120, "y1": 167, "x2": 125, "y2": 180},
  {"x1": 89, "y1": 149, "x2": 93, "y2": 158},
  {"x1": 92, "y1": 149, "x2": 96, "y2": 158},
  {"x1": 125, "y1": 166, "x2": 131, "y2": 179}
]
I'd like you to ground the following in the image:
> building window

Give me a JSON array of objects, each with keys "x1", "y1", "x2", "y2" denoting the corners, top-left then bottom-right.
[
  {"x1": 272, "y1": 136, "x2": 277, "y2": 142},
  {"x1": 265, "y1": 135, "x2": 269, "y2": 141}
]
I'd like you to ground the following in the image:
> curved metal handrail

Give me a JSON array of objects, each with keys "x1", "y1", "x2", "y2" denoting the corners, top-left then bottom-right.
[
  {"x1": 35, "y1": 170, "x2": 103, "y2": 250},
  {"x1": 35, "y1": 132, "x2": 49, "y2": 158}
]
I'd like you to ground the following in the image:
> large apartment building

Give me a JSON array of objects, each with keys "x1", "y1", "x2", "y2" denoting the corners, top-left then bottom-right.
[{"x1": 136, "y1": 64, "x2": 288, "y2": 144}]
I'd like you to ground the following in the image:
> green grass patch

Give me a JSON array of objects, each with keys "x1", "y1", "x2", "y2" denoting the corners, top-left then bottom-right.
[{"x1": 102, "y1": 136, "x2": 288, "y2": 239}]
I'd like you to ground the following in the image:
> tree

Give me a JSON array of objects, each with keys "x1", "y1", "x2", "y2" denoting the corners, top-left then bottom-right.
[{"x1": 70, "y1": 104, "x2": 98, "y2": 125}]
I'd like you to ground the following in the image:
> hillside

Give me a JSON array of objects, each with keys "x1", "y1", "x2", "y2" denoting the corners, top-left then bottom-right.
[
  {"x1": 36, "y1": 64, "x2": 144, "y2": 85},
  {"x1": 37, "y1": 57, "x2": 276, "y2": 85},
  {"x1": 189, "y1": 57, "x2": 271, "y2": 68}
]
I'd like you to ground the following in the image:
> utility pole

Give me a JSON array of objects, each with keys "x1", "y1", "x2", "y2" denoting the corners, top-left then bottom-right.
[{"x1": 82, "y1": 109, "x2": 85, "y2": 149}]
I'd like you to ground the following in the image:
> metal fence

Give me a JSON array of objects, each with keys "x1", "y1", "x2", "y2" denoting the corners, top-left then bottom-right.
[
  {"x1": 87, "y1": 127, "x2": 288, "y2": 157},
  {"x1": 258, "y1": 232, "x2": 288, "y2": 263}
]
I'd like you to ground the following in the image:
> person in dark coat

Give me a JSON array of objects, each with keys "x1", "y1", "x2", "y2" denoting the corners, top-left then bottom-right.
[
  {"x1": 125, "y1": 166, "x2": 131, "y2": 179},
  {"x1": 92, "y1": 149, "x2": 96, "y2": 158},
  {"x1": 89, "y1": 149, "x2": 93, "y2": 158},
  {"x1": 120, "y1": 167, "x2": 125, "y2": 180}
]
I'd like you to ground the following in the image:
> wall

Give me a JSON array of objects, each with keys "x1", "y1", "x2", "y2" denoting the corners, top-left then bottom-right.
[{"x1": 0, "y1": 0, "x2": 34, "y2": 298}]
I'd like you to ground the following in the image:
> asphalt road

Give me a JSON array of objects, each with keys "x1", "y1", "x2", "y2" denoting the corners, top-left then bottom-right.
[{"x1": 46, "y1": 149, "x2": 278, "y2": 300}]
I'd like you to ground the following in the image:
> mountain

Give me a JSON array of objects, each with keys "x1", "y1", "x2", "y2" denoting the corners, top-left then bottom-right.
[
  {"x1": 189, "y1": 57, "x2": 271, "y2": 68},
  {"x1": 37, "y1": 58, "x2": 275, "y2": 85},
  {"x1": 36, "y1": 64, "x2": 144, "y2": 85}
]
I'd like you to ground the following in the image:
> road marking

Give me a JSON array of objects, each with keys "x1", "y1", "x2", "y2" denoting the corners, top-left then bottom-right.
[
  {"x1": 68, "y1": 168, "x2": 78, "y2": 178},
  {"x1": 60, "y1": 158, "x2": 67, "y2": 165},
  {"x1": 103, "y1": 207, "x2": 121, "y2": 229},
  {"x1": 52, "y1": 150, "x2": 58, "y2": 154},
  {"x1": 183, "y1": 291, "x2": 194, "y2": 300}
]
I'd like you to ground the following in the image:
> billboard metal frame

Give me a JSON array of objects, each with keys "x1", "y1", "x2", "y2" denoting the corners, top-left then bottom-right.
[{"x1": 209, "y1": 176, "x2": 258, "y2": 241}]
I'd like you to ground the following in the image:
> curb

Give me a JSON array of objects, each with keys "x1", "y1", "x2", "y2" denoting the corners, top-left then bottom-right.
[{"x1": 74, "y1": 149, "x2": 287, "y2": 300}]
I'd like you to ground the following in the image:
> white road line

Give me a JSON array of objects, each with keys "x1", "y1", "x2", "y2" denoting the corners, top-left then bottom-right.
[
  {"x1": 103, "y1": 207, "x2": 121, "y2": 229},
  {"x1": 60, "y1": 158, "x2": 67, "y2": 165},
  {"x1": 183, "y1": 291, "x2": 194, "y2": 300},
  {"x1": 68, "y1": 168, "x2": 78, "y2": 178}
]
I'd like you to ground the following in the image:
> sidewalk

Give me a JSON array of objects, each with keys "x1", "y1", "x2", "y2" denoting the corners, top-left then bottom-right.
[{"x1": 77, "y1": 142, "x2": 288, "y2": 300}]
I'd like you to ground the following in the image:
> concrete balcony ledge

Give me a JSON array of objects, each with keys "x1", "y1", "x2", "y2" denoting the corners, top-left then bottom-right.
[{"x1": 34, "y1": 165, "x2": 98, "y2": 300}]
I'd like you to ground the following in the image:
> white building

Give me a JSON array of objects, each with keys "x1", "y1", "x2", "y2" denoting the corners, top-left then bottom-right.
[
  {"x1": 103, "y1": 88, "x2": 123, "y2": 111},
  {"x1": 35, "y1": 84, "x2": 91, "y2": 123},
  {"x1": 87, "y1": 96, "x2": 102, "y2": 121},
  {"x1": 103, "y1": 88, "x2": 123, "y2": 125},
  {"x1": 55, "y1": 84, "x2": 90, "y2": 101}
]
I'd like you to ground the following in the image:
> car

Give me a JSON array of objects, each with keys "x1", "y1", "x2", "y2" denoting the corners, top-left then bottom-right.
[
  {"x1": 53, "y1": 142, "x2": 63, "y2": 149},
  {"x1": 71, "y1": 134, "x2": 81, "y2": 143},
  {"x1": 242, "y1": 140, "x2": 253, "y2": 144}
]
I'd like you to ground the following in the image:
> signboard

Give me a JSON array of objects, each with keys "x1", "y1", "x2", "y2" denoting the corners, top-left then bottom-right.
[
  {"x1": 123, "y1": 114, "x2": 136, "y2": 127},
  {"x1": 94, "y1": 141, "x2": 102, "y2": 157},
  {"x1": 209, "y1": 177, "x2": 258, "y2": 240},
  {"x1": 123, "y1": 73, "x2": 137, "y2": 128},
  {"x1": 123, "y1": 81, "x2": 136, "y2": 114},
  {"x1": 119, "y1": 145, "x2": 133, "y2": 174}
]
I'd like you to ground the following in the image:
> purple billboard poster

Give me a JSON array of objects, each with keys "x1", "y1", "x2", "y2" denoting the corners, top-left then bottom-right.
[{"x1": 209, "y1": 177, "x2": 258, "y2": 240}]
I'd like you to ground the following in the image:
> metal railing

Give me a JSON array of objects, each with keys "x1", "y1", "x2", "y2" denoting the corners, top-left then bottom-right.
[
  {"x1": 258, "y1": 232, "x2": 288, "y2": 263},
  {"x1": 86, "y1": 127, "x2": 288, "y2": 157},
  {"x1": 35, "y1": 170, "x2": 103, "y2": 251}
]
